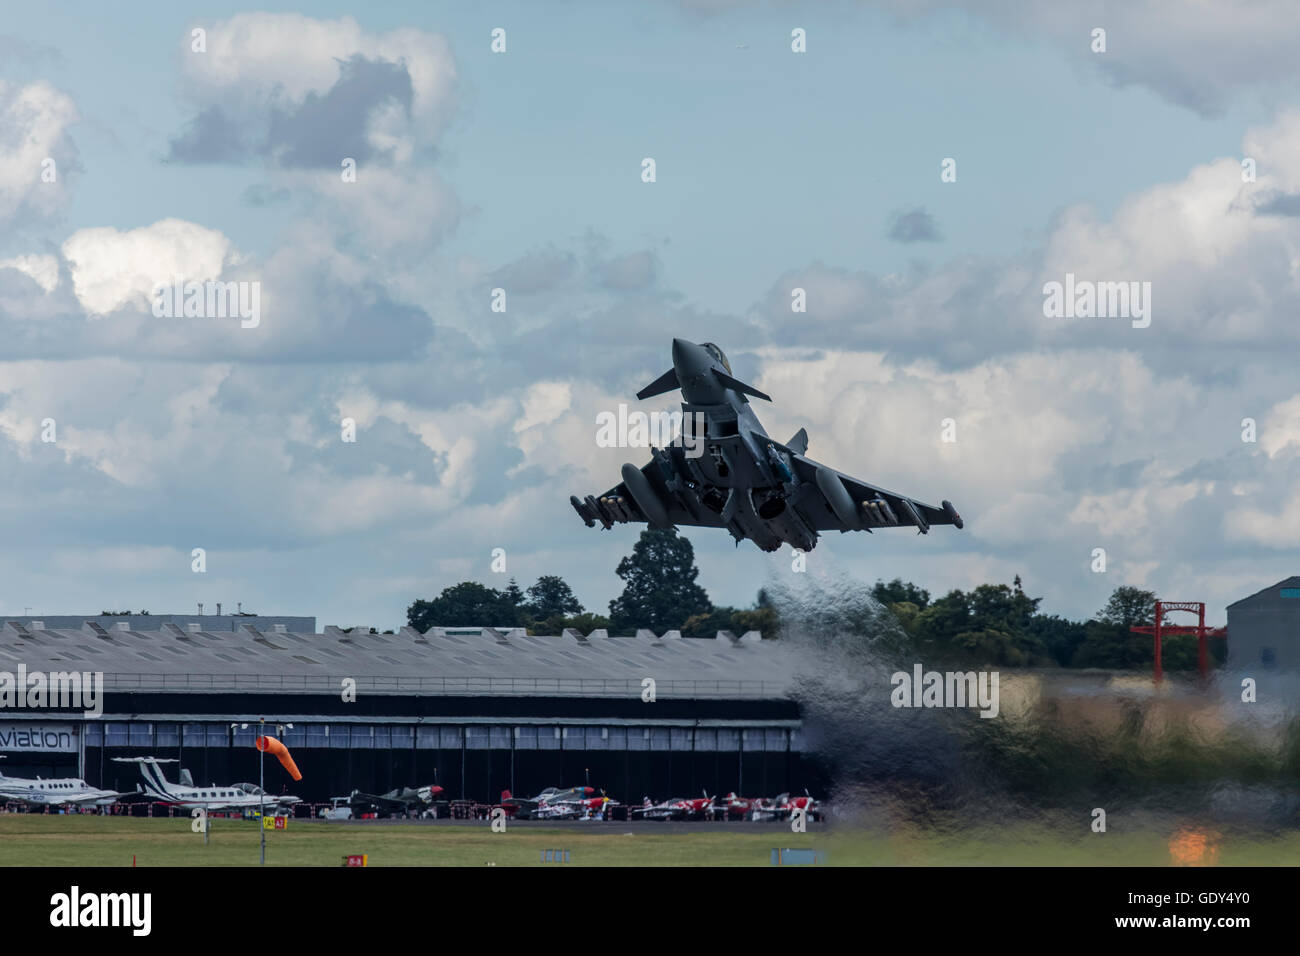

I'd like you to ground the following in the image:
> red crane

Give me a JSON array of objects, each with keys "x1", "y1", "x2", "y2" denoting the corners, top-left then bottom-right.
[{"x1": 1130, "y1": 600, "x2": 1226, "y2": 681}]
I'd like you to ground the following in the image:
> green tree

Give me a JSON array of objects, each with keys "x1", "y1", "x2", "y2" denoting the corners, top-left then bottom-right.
[
  {"x1": 525, "y1": 575, "x2": 584, "y2": 620},
  {"x1": 406, "y1": 581, "x2": 525, "y2": 631},
  {"x1": 1098, "y1": 585, "x2": 1157, "y2": 628},
  {"x1": 886, "y1": 600, "x2": 922, "y2": 635},
  {"x1": 608, "y1": 528, "x2": 711, "y2": 633},
  {"x1": 1028, "y1": 613, "x2": 1088, "y2": 666},
  {"x1": 681, "y1": 606, "x2": 739, "y2": 637},
  {"x1": 560, "y1": 611, "x2": 611, "y2": 634},
  {"x1": 1071, "y1": 620, "x2": 1155, "y2": 669},
  {"x1": 731, "y1": 605, "x2": 778, "y2": 637},
  {"x1": 503, "y1": 578, "x2": 526, "y2": 614},
  {"x1": 872, "y1": 578, "x2": 931, "y2": 610},
  {"x1": 913, "y1": 583, "x2": 1047, "y2": 665}
]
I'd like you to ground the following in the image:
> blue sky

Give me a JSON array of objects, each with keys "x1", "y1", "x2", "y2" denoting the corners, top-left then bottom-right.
[{"x1": 3, "y1": 2, "x2": 1300, "y2": 628}]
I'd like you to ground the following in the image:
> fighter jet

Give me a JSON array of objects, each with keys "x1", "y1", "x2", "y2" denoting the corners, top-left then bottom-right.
[{"x1": 571, "y1": 339, "x2": 963, "y2": 552}]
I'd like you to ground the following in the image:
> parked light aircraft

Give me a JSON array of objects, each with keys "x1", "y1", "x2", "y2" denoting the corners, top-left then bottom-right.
[
  {"x1": 0, "y1": 756, "x2": 121, "y2": 809},
  {"x1": 111, "y1": 757, "x2": 301, "y2": 811}
]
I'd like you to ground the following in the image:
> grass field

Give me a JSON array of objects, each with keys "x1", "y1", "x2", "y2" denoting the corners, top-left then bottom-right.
[{"x1": 1, "y1": 815, "x2": 1297, "y2": 866}]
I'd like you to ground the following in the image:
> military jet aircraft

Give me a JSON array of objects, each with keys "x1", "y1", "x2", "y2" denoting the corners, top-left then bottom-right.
[{"x1": 571, "y1": 339, "x2": 963, "y2": 551}]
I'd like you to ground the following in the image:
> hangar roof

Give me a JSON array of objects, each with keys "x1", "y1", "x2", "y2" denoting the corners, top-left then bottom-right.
[
  {"x1": 0, "y1": 622, "x2": 794, "y2": 700},
  {"x1": 1226, "y1": 576, "x2": 1300, "y2": 611}
]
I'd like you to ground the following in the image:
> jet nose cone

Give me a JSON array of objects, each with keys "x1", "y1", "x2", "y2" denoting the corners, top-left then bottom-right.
[{"x1": 673, "y1": 338, "x2": 706, "y2": 374}]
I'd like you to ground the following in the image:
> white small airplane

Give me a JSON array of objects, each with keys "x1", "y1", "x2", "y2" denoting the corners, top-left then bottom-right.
[
  {"x1": 112, "y1": 757, "x2": 301, "y2": 811},
  {"x1": 0, "y1": 756, "x2": 122, "y2": 809}
]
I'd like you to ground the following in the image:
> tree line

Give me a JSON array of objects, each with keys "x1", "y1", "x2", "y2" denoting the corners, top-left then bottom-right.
[{"x1": 406, "y1": 527, "x2": 1217, "y2": 670}]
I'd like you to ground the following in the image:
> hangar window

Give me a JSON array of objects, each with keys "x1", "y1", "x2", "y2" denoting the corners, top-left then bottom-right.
[
  {"x1": 1281, "y1": 589, "x2": 1300, "y2": 598},
  {"x1": 765, "y1": 729, "x2": 788, "y2": 751},
  {"x1": 306, "y1": 725, "x2": 329, "y2": 748},
  {"x1": 105, "y1": 723, "x2": 128, "y2": 747},
  {"x1": 649, "y1": 728, "x2": 671, "y2": 751},
  {"x1": 489, "y1": 726, "x2": 511, "y2": 749},
  {"x1": 329, "y1": 724, "x2": 351, "y2": 749},
  {"x1": 741, "y1": 729, "x2": 764, "y2": 752},
  {"x1": 351, "y1": 726, "x2": 373, "y2": 749},
  {"x1": 514, "y1": 726, "x2": 538, "y2": 750},
  {"x1": 695, "y1": 729, "x2": 717, "y2": 751},
  {"x1": 84, "y1": 724, "x2": 102, "y2": 746},
  {"x1": 390, "y1": 726, "x2": 412, "y2": 747},
  {"x1": 129, "y1": 724, "x2": 152, "y2": 745},
  {"x1": 440, "y1": 727, "x2": 462, "y2": 749},
  {"x1": 671, "y1": 729, "x2": 693, "y2": 751},
  {"x1": 789, "y1": 728, "x2": 806, "y2": 752},
  {"x1": 206, "y1": 725, "x2": 229, "y2": 747},
  {"x1": 184, "y1": 723, "x2": 206, "y2": 746},
  {"x1": 372, "y1": 726, "x2": 390, "y2": 748},
  {"x1": 415, "y1": 726, "x2": 440, "y2": 749},
  {"x1": 537, "y1": 726, "x2": 561, "y2": 751},
  {"x1": 716, "y1": 729, "x2": 740, "y2": 751},
  {"x1": 582, "y1": 726, "x2": 609, "y2": 751},
  {"x1": 606, "y1": 727, "x2": 627, "y2": 749},
  {"x1": 466, "y1": 726, "x2": 490, "y2": 750}
]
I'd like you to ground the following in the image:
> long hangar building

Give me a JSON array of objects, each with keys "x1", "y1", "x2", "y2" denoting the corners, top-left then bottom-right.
[{"x1": 0, "y1": 616, "x2": 810, "y2": 805}]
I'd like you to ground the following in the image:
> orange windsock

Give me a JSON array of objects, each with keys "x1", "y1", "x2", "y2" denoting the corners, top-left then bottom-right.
[{"x1": 255, "y1": 735, "x2": 303, "y2": 781}]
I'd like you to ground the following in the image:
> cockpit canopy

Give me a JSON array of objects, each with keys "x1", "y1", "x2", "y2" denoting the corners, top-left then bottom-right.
[{"x1": 701, "y1": 342, "x2": 731, "y2": 374}]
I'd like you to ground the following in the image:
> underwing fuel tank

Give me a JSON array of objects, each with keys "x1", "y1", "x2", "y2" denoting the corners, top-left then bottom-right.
[
  {"x1": 814, "y1": 466, "x2": 862, "y2": 531},
  {"x1": 620, "y1": 463, "x2": 670, "y2": 527}
]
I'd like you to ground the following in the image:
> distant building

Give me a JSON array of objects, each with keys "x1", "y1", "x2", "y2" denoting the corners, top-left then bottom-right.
[
  {"x1": 1226, "y1": 576, "x2": 1300, "y2": 671},
  {"x1": 0, "y1": 622, "x2": 810, "y2": 805},
  {"x1": 1, "y1": 613, "x2": 315, "y2": 634}
]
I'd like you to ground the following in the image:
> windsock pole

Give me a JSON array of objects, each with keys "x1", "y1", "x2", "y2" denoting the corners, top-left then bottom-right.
[{"x1": 259, "y1": 719, "x2": 265, "y2": 865}]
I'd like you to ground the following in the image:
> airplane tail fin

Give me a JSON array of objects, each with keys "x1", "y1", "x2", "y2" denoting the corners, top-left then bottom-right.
[
  {"x1": 786, "y1": 427, "x2": 808, "y2": 455},
  {"x1": 636, "y1": 367, "x2": 680, "y2": 400},
  {"x1": 179, "y1": 768, "x2": 194, "y2": 787},
  {"x1": 501, "y1": 790, "x2": 512, "y2": 803}
]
